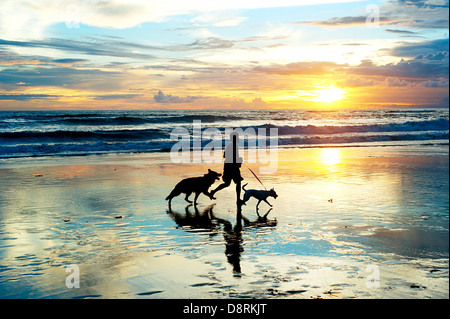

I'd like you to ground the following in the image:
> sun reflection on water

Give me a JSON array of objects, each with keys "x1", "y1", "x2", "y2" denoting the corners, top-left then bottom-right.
[{"x1": 319, "y1": 148, "x2": 341, "y2": 167}]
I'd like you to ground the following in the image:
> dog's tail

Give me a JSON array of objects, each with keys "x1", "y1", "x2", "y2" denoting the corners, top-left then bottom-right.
[
  {"x1": 165, "y1": 190, "x2": 174, "y2": 201},
  {"x1": 242, "y1": 183, "x2": 248, "y2": 191}
]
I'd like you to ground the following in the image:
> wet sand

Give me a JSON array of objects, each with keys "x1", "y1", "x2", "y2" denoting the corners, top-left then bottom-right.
[{"x1": 0, "y1": 145, "x2": 448, "y2": 299}]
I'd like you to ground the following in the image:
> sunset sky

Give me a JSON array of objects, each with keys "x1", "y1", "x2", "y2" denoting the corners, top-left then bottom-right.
[{"x1": 0, "y1": 0, "x2": 448, "y2": 110}]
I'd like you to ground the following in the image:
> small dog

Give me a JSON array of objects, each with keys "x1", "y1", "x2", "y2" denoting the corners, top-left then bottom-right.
[
  {"x1": 242, "y1": 183, "x2": 278, "y2": 210},
  {"x1": 166, "y1": 169, "x2": 221, "y2": 206}
]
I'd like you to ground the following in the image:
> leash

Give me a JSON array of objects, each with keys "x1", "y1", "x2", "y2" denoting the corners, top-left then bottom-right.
[{"x1": 243, "y1": 163, "x2": 267, "y2": 190}]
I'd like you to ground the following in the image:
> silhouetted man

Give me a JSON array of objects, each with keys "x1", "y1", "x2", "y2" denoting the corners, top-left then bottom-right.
[{"x1": 210, "y1": 132, "x2": 243, "y2": 205}]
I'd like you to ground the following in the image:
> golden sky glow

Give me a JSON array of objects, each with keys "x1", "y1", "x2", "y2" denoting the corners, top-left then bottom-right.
[{"x1": 305, "y1": 86, "x2": 347, "y2": 103}]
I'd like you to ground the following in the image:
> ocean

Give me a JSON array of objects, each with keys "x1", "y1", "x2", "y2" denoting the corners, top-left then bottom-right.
[{"x1": 0, "y1": 109, "x2": 448, "y2": 159}]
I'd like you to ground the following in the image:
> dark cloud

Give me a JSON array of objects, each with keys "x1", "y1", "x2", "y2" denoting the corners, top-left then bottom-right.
[
  {"x1": 350, "y1": 58, "x2": 448, "y2": 79},
  {"x1": 0, "y1": 49, "x2": 89, "y2": 67},
  {"x1": 385, "y1": 28, "x2": 418, "y2": 34},
  {"x1": 0, "y1": 94, "x2": 59, "y2": 101},
  {"x1": 337, "y1": 77, "x2": 375, "y2": 88},
  {"x1": 293, "y1": 0, "x2": 448, "y2": 30},
  {"x1": 52, "y1": 58, "x2": 89, "y2": 64},
  {"x1": 93, "y1": 94, "x2": 142, "y2": 100},
  {"x1": 0, "y1": 37, "x2": 156, "y2": 60},
  {"x1": 0, "y1": 66, "x2": 124, "y2": 90},
  {"x1": 295, "y1": 16, "x2": 397, "y2": 27},
  {"x1": 153, "y1": 90, "x2": 200, "y2": 103},
  {"x1": 0, "y1": 33, "x2": 241, "y2": 61},
  {"x1": 394, "y1": 0, "x2": 449, "y2": 9},
  {"x1": 421, "y1": 79, "x2": 449, "y2": 87},
  {"x1": 296, "y1": 16, "x2": 367, "y2": 26},
  {"x1": 390, "y1": 18, "x2": 449, "y2": 29},
  {"x1": 252, "y1": 54, "x2": 447, "y2": 82},
  {"x1": 414, "y1": 51, "x2": 449, "y2": 61},
  {"x1": 389, "y1": 38, "x2": 449, "y2": 57},
  {"x1": 252, "y1": 55, "x2": 448, "y2": 89}
]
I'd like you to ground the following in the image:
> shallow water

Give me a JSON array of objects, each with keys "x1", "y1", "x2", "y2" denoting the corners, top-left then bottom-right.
[{"x1": 0, "y1": 146, "x2": 448, "y2": 298}]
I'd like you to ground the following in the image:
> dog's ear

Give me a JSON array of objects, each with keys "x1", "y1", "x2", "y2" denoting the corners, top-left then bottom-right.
[{"x1": 208, "y1": 169, "x2": 211, "y2": 173}]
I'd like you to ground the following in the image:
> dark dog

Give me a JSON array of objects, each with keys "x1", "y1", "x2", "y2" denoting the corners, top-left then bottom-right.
[
  {"x1": 242, "y1": 183, "x2": 278, "y2": 210},
  {"x1": 166, "y1": 169, "x2": 221, "y2": 206}
]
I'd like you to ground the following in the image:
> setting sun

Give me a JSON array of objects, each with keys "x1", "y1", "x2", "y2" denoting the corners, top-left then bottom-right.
[{"x1": 309, "y1": 86, "x2": 346, "y2": 103}]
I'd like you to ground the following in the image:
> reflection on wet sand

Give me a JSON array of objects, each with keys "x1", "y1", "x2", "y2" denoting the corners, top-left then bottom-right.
[
  {"x1": 166, "y1": 204, "x2": 277, "y2": 275},
  {"x1": 242, "y1": 208, "x2": 277, "y2": 228},
  {"x1": 166, "y1": 204, "x2": 220, "y2": 233},
  {"x1": 0, "y1": 147, "x2": 448, "y2": 298}
]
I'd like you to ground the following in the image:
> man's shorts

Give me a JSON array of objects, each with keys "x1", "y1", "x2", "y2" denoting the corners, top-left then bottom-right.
[{"x1": 222, "y1": 163, "x2": 243, "y2": 184}]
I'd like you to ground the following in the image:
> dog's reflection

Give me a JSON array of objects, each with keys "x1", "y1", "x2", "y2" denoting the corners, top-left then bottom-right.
[
  {"x1": 166, "y1": 203, "x2": 219, "y2": 235},
  {"x1": 242, "y1": 208, "x2": 277, "y2": 227},
  {"x1": 167, "y1": 204, "x2": 277, "y2": 274}
]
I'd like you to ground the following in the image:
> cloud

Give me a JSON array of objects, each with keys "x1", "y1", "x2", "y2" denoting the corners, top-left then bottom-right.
[
  {"x1": 296, "y1": 16, "x2": 398, "y2": 27},
  {"x1": 1, "y1": 0, "x2": 363, "y2": 40},
  {"x1": 191, "y1": 12, "x2": 248, "y2": 27},
  {"x1": 385, "y1": 28, "x2": 418, "y2": 34},
  {"x1": 350, "y1": 58, "x2": 448, "y2": 79},
  {"x1": 416, "y1": 51, "x2": 449, "y2": 60},
  {"x1": 251, "y1": 53, "x2": 448, "y2": 89},
  {"x1": 337, "y1": 77, "x2": 375, "y2": 87},
  {"x1": 385, "y1": 77, "x2": 410, "y2": 87},
  {"x1": 253, "y1": 61, "x2": 344, "y2": 75},
  {"x1": 182, "y1": 37, "x2": 235, "y2": 51},
  {"x1": 0, "y1": 66, "x2": 125, "y2": 91},
  {"x1": 229, "y1": 97, "x2": 269, "y2": 109},
  {"x1": 394, "y1": 0, "x2": 449, "y2": 9},
  {"x1": 0, "y1": 94, "x2": 60, "y2": 101},
  {"x1": 349, "y1": 38, "x2": 449, "y2": 80},
  {"x1": 294, "y1": 0, "x2": 449, "y2": 29},
  {"x1": 381, "y1": 76, "x2": 448, "y2": 88},
  {"x1": 52, "y1": 58, "x2": 89, "y2": 64},
  {"x1": 0, "y1": 37, "x2": 156, "y2": 60},
  {"x1": 0, "y1": 49, "x2": 90, "y2": 67},
  {"x1": 389, "y1": 38, "x2": 449, "y2": 57},
  {"x1": 421, "y1": 78, "x2": 449, "y2": 87},
  {"x1": 153, "y1": 90, "x2": 201, "y2": 103},
  {"x1": 378, "y1": 0, "x2": 449, "y2": 29},
  {"x1": 93, "y1": 94, "x2": 143, "y2": 100},
  {"x1": 384, "y1": 28, "x2": 426, "y2": 39}
]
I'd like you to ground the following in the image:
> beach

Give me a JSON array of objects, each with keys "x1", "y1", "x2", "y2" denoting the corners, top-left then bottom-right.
[
  {"x1": 0, "y1": 145, "x2": 448, "y2": 299},
  {"x1": 1, "y1": 0, "x2": 449, "y2": 304}
]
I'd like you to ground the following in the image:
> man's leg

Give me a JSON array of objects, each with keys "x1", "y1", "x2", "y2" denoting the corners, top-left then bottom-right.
[{"x1": 210, "y1": 179, "x2": 231, "y2": 198}]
